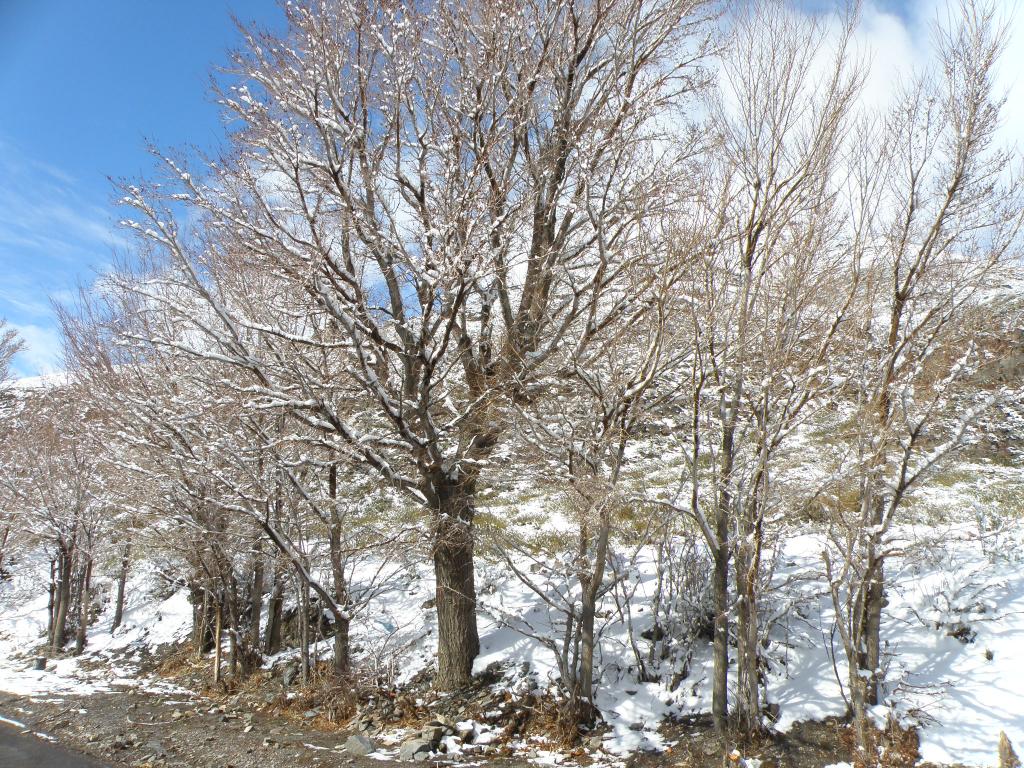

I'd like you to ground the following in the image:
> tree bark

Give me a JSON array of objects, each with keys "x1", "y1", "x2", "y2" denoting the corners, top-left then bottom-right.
[
  {"x1": 298, "y1": 574, "x2": 311, "y2": 685},
  {"x1": 328, "y1": 464, "x2": 351, "y2": 678},
  {"x1": 265, "y1": 565, "x2": 284, "y2": 656},
  {"x1": 575, "y1": 513, "x2": 610, "y2": 725},
  {"x1": 0, "y1": 525, "x2": 9, "y2": 576},
  {"x1": 74, "y1": 556, "x2": 93, "y2": 655},
  {"x1": 249, "y1": 539, "x2": 264, "y2": 648},
  {"x1": 51, "y1": 544, "x2": 74, "y2": 655},
  {"x1": 432, "y1": 477, "x2": 480, "y2": 690},
  {"x1": 46, "y1": 557, "x2": 57, "y2": 646},
  {"x1": 112, "y1": 543, "x2": 130, "y2": 632},
  {"x1": 734, "y1": 545, "x2": 761, "y2": 733},
  {"x1": 862, "y1": 544, "x2": 885, "y2": 706},
  {"x1": 711, "y1": 535, "x2": 730, "y2": 733},
  {"x1": 212, "y1": 602, "x2": 223, "y2": 684}
]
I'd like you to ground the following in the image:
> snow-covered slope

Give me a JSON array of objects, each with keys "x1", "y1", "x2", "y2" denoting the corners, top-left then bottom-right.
[{"x1": 1, "y1": 473, "x2": 1023, "y2": 765}]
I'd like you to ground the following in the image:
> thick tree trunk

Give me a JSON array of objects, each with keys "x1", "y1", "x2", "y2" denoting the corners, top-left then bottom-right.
[
  {"x1": 711, "y1": 536, "x2": 730, "y2": 733},
  {"x1": 713, "y1": 393, "x2": 738, "y2": 734},
  {"x1": 432, "y1": 478, "x2": 480, "y2": 690},
  {"x1": 856, "y1": 492, "x2": 886, "y2": 707},
  {"x1": 249, "y1": 540, "x2": 264, "y2": 648},
  {"x1": 46, "y1": 557, "x2": 57, "y2": 645},
  {"x1": 862, "y1": 548, "x2": 885, "y2": 706},
  {"x1": 849, "y1": 662, "x2": 874, "y2": 766},
  {"x1": 191, "y1": 585, "x2": 216, "y2": 656},
  {"x1": 51, "y1": 546, "x2": 74, "y2": 655},
  {"x1": 112, "y1": 544, "x2": 130, "y2": 632},
  {"x1": 574, "y1": 514, "x2": 610, "y2": 725},
  {"x1": 265, "y1": 567, "x2": 284, "y2": 656},
  {"x1": 734, "y1": 548, "x2": 760, "y2": 734},
  {"x1": 74, "y1": 556, "x2": 92, "y2": 655}
]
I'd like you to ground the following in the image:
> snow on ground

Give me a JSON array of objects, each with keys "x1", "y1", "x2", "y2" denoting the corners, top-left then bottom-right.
[
  {"x1": 0, "y1": 554, "x2": 193, "y2": 697},
  {"x1": 1, "y1": 494, "x2": 1023, "y2": 765},
  {"x1": 762, "y1": 521, "x2": 1024, "y2": 767}
]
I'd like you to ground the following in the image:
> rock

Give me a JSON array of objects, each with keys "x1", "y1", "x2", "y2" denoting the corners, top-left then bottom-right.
[
  {"x1": 422, "y1": 726, "x2": 445, "y2": 746},
  {"x1": 281, "y1": 661, "x2": 300, "y2": 687},
  {"x1": 455, "y1": 722, "x2": 477, "y2": 743},
  {"x1": 345, "y1": 734, "x2": 376, "y2": 757},
  {"x1": 171, "y1": 710, "x2": 184, "y2": 721},
  {"x1": 583, "y1": 734, "x2": 603, "y2": 750},
  {"x1": 399, "y1": 738, "x2": 434, "y2": 762},
  {"x1": 628, "y1": 722, "x2": 645, "y2": 732},
  {"x1": 110, "y1": 734, "x2": 132, "y2": 750},
  {"x1": 1000, "y1": 731, "x2": 1022, "y2": 768},
  {"x1": 303, "y1": 709, "x2": 320, "y2": 720},
  {"x1": 32, "y1": 657, "x2": 46, "y2": 671}
]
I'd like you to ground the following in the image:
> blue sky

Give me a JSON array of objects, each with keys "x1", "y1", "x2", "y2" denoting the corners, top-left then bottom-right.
[
  {"x1": 0, "y1": 0, "x2": 281, "y2": 377},
  {"x1": 1, "y1": 0, "x2": 1020, "y2": 378}
]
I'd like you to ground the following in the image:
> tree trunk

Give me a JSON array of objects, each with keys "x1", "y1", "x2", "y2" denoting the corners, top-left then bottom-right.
[
  {"x1": 0, "y1": 525, "x2": 9, "y2": 576},
  {"x1": 46, "y1": 557, "x2": 57, "y2": 646},
  {"x1": 849, "y1": 661, "x2": 875, "y2": 767},
  {"x1": 265, "y1": 565, "x2": 284, "y2": 656},
  {"x1": 734, "y1": 545, "x2": 761, "y2": 734},
  {"x1": 298, "y1": 574, "x2": 311, "y2": 685},
  {"x1": 74, "y1": 556, "x2": 92, "y2": 655},
  {"x1": 249, "y1": 540, "x2": 264, "y2": 648},
  {"x1": 112, "y1": 544, "x2": 130, "y2": 632},
  {"x1": 212, "y1": 602, "x2": 223, "y2": 684},
  {"x1": 328, "y1": 464, "x2": 351, "y2": 678},
  {"x1": 227, "y1": 577, "x2": 240, "y2": 678},
  {"x1": 575, "y1": 513, "x2": 610, "y2": 725},
  {"x1": 432, "y1": 478, "x2": 480, "y2": 690},
  {"x1": 51, "y1": 546, "x2": 74, "y2": 655},
  {"x1": 862, "y1": 547, "x2": 885, "y2": 706},
  {"x1": 712, "y1": 388, "x2": 738, "y2": 734},
  {"x1": 191, "y1": 585, "x2": 216, "y2": 656},
  {"x1": 711, "y1": 536, "x2": 730, "y2": 733}
]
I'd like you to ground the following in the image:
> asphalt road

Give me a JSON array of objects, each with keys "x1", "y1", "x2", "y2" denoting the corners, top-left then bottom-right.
[{"x1": 0, "y1": 719, "x2": 109, "y2": 767}]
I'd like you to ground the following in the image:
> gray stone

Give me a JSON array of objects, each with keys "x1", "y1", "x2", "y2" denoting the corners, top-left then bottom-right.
[
  {"x1": 422, "y1": 726, "x2": 445, "y2": 745},
  {"x1": 399, "y1": 738, "x2": 434, "y2": 762},
  {"x1": 345, "y1": 734, "x2": 376, "y2": 757},
  {"x1": 455, "y1": 723, "x2": 477, "y2": 743},
  {"x1": 584, "y1": 734, "x2": 603, "y2": 750},
  {"x1": 281, "y1": 661, "x2": 300, "y2": 687}
]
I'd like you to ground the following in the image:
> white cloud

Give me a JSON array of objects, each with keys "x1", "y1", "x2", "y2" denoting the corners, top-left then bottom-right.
[{"x1": 9, "y1": 323, "x2": 62, "y2": 379}]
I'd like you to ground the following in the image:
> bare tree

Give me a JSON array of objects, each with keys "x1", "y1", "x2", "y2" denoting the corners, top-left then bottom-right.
[
  {"x1": 822, "y1": 1, "x2": 1024, "y2": 760},
  {"x1": 656, "y1": 0, "x2": 864, "y2": 733},
  {"x1": 112, "y1": 0, "x2": 714, "y2": 689}
]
